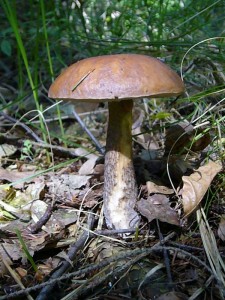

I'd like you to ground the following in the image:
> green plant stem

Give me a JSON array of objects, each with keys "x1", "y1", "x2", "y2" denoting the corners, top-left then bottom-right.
[
  {"x1": 2, "y1": 0, "x2": 51, "y2": 161},
  {"x1": 16, "y1": 229, "x2": 37, "y2": 272},
  {"x1": 40, "y1": 0, "x2": 66, "y2": 145}
]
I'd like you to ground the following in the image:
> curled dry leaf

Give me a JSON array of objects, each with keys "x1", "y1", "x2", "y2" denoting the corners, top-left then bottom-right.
[
  {"x1": 165, "y1": 122, "x2": 211, "y2": 154},
  {"x1": 78, "y1": 154, "x2": 99, "y2": 175},
  {"x1": 137, "y1": 194, "x2": 180, "y2": 225},
  {"x1": 181, "y1": 160, "x2": 222, "y2": 217},
  {"x1": 165, "y1": 122, "x2": 194, "y2": 154}
]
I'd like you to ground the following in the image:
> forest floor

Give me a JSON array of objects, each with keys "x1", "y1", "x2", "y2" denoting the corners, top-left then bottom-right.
[{"x1": 1, "y1": 81, "x2": 225, "y2": 300}]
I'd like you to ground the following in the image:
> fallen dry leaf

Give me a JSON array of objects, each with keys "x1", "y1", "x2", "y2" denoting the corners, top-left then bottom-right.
[
  {"x1": 49, "y1": 174, "x2": 91, "y2": 190},
  {"x1": 77, "y1": 187, "x2": 101, "y2": 208},
  {"x1": 0, "y1": 241, "x2": 33, "y2": 262},
  {"x1": 137, "y1": 194, "x2": 180, "y2": 225},
  {"x1": 0, "y1": 167, "x2": 36, "y2": 188},
  {"x1": 47, "y1": 174, "x2": 91, "y2": 202},
  {"x1": 165, "y1": 121, "x2": 194, "y2": 154},
  {"x1": 0, "y1": 144, "x2": 17, "y2": 160},
  {"x1": 165, "y1": 122, "x2": 210, "y2": 154},
  {"x1": 181, "y1": 160, "x2": 222, "y2": 217},
  {"x1": 16, "y1": 267, "x2": 27, "y2": 278},
  {"x1": 78, "y1": 154, "x2": 99, "y2": 175},
  {"x1": 30, "y1": 200, "x2": 77, "y2": 234},
  {"x1": 146, "y1": 181, "x2": 174, "y2": 195}
]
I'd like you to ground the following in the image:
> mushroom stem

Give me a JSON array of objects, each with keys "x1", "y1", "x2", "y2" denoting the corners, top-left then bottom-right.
[{"x1": 103, "y1": 100, "x2": 139, "y2": 229}]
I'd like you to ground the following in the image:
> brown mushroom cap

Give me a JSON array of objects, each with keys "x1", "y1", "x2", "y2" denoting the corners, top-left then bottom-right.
[{"x1": 48, "y1": 54, "x2": 184, "y2": 101}]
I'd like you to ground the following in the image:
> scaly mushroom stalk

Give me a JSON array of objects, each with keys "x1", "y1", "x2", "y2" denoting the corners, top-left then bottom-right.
[{"x1": 103, "y1": 100, "x2": 139, "y2": 229}]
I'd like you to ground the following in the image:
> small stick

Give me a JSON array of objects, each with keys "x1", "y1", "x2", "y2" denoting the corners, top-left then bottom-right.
[
  {"x1": 72, "y1": 108, "x2": 105, "y2": 155},
  {"x1": 0, "y1": 111, "x2": 43, "y2": 143},
  {"x1": 1, "y1": 236, "x2": 217, "y2": 300},
  {"x1": 29, "y1": 205, "x2": 53, "y2": 234},
  {"x1": 36, "y1": 214, "x2": 95, "y2": 300},
  {"x1": 1, "y1": 254, "x2": 34, "y2": 300},
  {"x1": 157, "y1": 220, "x2": 173, "y2": 290}
]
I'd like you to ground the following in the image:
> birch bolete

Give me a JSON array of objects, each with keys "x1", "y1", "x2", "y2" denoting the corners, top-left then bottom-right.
[{"x1": 48, "y1": 54, "x2": 184, "y2": 230}]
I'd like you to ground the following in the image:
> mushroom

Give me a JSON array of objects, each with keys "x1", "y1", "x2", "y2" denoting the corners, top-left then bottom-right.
[{"x1": 48, "y1": 54, "x2": 184, "y2": 230}]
